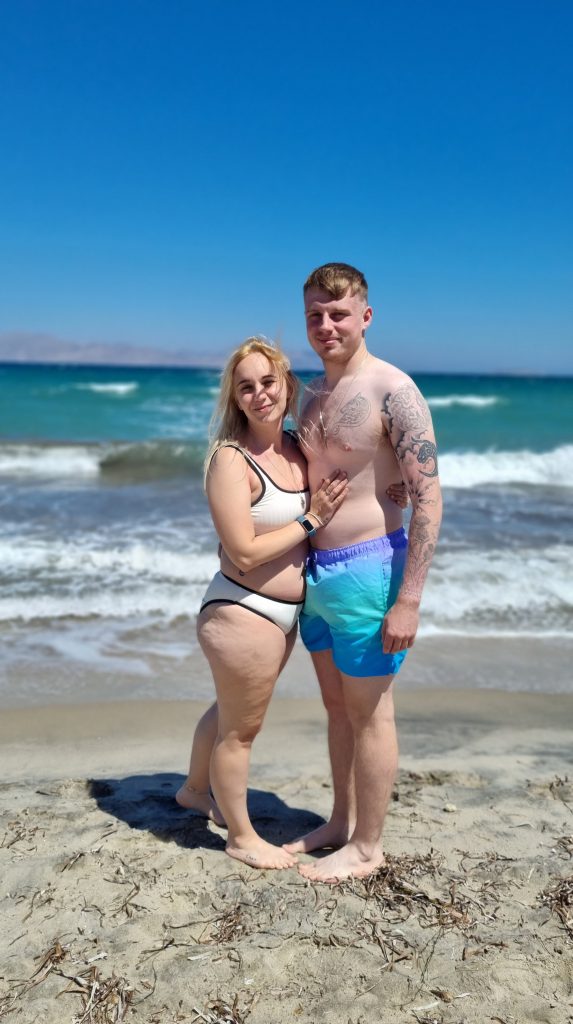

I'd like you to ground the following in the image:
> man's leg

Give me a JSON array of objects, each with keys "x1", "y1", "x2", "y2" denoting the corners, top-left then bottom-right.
[
  {"x1": 284, "y1": 649, "x2": 356, "y2": 854},
  {"x1": 298, "y1": 673, "x2": 397, "y2": 882}
]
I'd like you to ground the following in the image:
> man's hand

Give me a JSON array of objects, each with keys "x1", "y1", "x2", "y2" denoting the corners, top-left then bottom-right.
[
  {"x1": 386, "y1": 481, "x2": 409, "y2": 508},
  {"x1": 382, "y1": 598, "x2": 419, "y2": 654}
]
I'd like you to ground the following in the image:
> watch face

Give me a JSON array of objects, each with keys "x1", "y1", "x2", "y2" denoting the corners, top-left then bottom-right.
[{"x1": 301, "y1": 518, "x2": 314, "y2": 534}]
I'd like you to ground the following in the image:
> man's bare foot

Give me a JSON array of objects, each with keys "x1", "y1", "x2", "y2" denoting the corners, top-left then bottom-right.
[
  {"x1": 175, "y1": 784, "x2": 226, "y2": 827},
  {"x1": 282, "y1": 819, "x2": 354, "y2": 855},
  {"x1": 297, "y1": 842, "x2": 384, "y2": 883},
  {"x1": 226, "y1": 837, "x2": 298, "y2": 870}
]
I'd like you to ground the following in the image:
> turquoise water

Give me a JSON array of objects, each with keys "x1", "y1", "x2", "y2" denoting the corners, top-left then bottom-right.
[
  {"x1": 2, "y1": 363, "x2": 572, "y2": 452},
  {"x1": 1, "y1": 362, "x2": 572, "y2": 704}
]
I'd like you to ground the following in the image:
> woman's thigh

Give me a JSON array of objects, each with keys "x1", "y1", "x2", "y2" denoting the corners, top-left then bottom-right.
[{"x1": 198, "y1": 604, "x2": 290, "y2": 733}]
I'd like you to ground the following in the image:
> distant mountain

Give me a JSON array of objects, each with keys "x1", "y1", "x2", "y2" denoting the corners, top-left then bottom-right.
[{"x1": 0, "y1": 331, "x2": 321, "y2": 371}]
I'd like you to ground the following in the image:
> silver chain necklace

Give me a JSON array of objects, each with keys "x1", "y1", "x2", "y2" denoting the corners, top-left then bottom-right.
[{"x1": 318, "y1": 352, "x2": 370, "y2": 446}]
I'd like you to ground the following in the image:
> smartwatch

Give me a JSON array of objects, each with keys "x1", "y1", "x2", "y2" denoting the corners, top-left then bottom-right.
[{"x1": 296, "y1": 514, "x2": 317, "y2": 537}]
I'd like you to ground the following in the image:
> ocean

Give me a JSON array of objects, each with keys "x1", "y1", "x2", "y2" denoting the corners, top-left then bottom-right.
[{"x1": 1, "y1": 362, "x2": 572, "y2": 706}]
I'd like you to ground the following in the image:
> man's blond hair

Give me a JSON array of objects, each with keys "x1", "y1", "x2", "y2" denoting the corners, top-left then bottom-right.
[{"x1": 303, "y1": 262, "x2": 368, "y2": 302}]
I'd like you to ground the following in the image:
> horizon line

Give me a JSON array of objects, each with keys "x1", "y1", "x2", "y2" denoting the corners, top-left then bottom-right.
[{"x1": 1, "y1": 359, "x2": 572, "y2": 380}]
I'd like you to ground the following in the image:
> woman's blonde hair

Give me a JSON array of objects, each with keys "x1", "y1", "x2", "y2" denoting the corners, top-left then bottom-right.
[{"x1": 204, "y1": 337, "x2": 299, "y2": 484}]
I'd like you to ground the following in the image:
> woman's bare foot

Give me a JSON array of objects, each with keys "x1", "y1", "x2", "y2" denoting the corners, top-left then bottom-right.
[
  {"x1": 298, "y1": 842, "x2": 384, "y2": 884},
  {"x1": 226, "y1": 837, "x2": 298, "y2": 870},
  {"x1": 282, "y1": 818, "x2": 354, "y2": 855},
  {"x1": 175, "y1": 784, "x2": 226, "y2": 827}
]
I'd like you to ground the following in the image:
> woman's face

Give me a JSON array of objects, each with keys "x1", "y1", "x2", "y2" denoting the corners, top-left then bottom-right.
[{"x1": 233, "y1": 352, "x2": 288, "y2": 427}]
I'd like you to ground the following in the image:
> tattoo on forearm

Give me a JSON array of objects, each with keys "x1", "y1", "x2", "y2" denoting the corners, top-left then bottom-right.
[
  {"x1": 401, "y1": 508, "x2": 440, "y2": 599},
  {"x1": 383, "y1": 382, "x2": 442, "y2": 599}
]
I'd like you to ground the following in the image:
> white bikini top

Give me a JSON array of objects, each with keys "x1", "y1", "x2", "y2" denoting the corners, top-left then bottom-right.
[{"x1": 220, "y1": 439, "x2": 310, "y2": 529}]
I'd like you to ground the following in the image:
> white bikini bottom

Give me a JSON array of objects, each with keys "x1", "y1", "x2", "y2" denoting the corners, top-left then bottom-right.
[{"x1": 200, "y1": 571, "x2": 303, "y2": 635}]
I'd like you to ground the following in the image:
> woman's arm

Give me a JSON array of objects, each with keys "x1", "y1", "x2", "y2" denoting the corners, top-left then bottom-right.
[{"x1": 207, "y1": 446, "x2": 347, "y2": 573}]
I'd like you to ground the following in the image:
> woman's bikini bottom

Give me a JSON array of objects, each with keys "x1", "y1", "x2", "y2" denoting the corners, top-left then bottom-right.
[{"x1": 200, "y1": 571, "x2": 303, "y2": 635}]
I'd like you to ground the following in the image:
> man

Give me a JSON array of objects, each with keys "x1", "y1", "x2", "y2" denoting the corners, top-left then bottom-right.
[{"x1": 284, "y1": 262, "x2": 442, "y2": 882}]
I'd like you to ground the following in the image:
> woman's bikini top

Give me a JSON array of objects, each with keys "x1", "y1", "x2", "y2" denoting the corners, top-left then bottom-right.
[{"x1": 219, "y1": 439, "x2": 310, "y2": 529}]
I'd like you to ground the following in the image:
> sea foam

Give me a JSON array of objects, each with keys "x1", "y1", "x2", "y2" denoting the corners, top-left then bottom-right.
[
  {"x1": 75, "y1": 382, "x2": 139, "y2": 396},
  {"x1": 439, "y1": 445, "x2": 573, "y2": 488},
  {"x1": 419, "y1": 543, "x2": 573, "y2": 636},
  {"x1": 428, "y1": 394, "x2": 500, "y2": 409},
  {"x1": 0, "y1": 445, "x2": 101, "y2": 478}
]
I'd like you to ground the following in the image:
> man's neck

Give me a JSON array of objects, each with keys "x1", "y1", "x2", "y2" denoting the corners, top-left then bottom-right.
[{"x1": 323, "y1": 343, "x2": 369, "y2": 387}]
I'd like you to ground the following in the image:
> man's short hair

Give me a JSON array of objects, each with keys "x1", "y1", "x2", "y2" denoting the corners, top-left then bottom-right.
[{"x1": 303, "y1": 262, "x2": 368, "y2": 302}]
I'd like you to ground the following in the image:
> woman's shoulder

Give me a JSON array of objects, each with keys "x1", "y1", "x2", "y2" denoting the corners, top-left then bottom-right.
[{"x1": 208, "y1": 442, "x2": 251, "y2": 477}]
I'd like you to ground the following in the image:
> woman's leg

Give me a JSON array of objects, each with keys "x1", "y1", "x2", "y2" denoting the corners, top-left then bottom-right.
[
  {"x1": 176, "y1": 617, "x2": 297, "y2": 827},
  {"x1": 199, "y1": 604, "x2": 298, "y2": 869},
  {"x1": 175, "y1": 702, "x2": 225, "y2": 825}
]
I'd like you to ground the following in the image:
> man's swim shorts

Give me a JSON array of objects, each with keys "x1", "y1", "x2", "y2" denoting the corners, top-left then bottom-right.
[{"x1": 299, "y1": 529, "x2": 408, "y2": 678}]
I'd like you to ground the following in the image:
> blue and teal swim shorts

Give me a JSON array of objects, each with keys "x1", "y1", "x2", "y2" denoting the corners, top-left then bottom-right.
[{"x1": 299, "y1": 529, "x2": 409, "y2": 678}]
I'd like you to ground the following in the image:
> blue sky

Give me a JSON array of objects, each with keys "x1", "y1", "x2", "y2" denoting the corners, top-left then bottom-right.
[{"x1": 1, "y1": 0, "x2": 571, "y2": 373}]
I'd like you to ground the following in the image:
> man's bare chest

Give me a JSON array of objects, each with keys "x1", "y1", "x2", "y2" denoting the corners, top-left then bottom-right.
[{"x1": 300, "y1": 387, "x2": 386, "y2": 456}]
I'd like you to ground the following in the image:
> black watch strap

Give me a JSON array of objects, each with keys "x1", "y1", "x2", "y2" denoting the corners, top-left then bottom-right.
[{"x1": 296, "y1": 514, "x2": 317, "y2": 537}]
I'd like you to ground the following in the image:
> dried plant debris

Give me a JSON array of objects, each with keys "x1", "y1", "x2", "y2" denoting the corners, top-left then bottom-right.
[
  {"x1": 198, "y1": 902, "x2": 249, "y2": 945},
  {"x1": 1, "y1": 816, "x2": 41, "y2": 851},
  {"x1": 556, "y1": 835, "x2": 573, "y2": 858},
  {"x1": 191, "y1": 993, "x2": 255, "y2": 1024},
  {"x1": 58, "y1": 967, "x2": 134, "y2": 1023},
  {"x1": 528, "y1": 775, "x2": 573, "y2": 809},
  {"x1": 0, "y1": 940, "x2": 135, "y2": 1024},
  {"x1": 0, "y1": 940, "x2": 70, "y2": 1019},
  {"x1": 539, "y1": 875, "x2": 573, "y2": 937},
  {"x1": 338, "y1": 853, "x2": 477, "y2": 931}
]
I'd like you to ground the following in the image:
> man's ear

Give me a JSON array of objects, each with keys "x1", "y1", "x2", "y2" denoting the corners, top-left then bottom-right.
[{"x1": 363, "y1": 305, "x2": 373, "y2": 333}]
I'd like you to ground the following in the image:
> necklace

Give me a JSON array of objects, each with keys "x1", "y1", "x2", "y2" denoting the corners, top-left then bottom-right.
[{"x1": 318, "y1": 352, "x2": 370, "y2": 446}]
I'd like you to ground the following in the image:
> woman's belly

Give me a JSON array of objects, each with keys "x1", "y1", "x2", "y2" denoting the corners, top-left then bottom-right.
[{"x1": 219, "y1": 539, "x2": 308, "y2": 601}]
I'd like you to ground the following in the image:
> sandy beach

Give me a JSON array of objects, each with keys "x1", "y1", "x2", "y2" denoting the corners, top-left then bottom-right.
[{"x1": 1, "y1": 679, "x2": 572, "y2": 1024}]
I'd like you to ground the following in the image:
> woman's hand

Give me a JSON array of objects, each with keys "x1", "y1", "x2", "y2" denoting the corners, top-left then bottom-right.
[
  {"x1": 386, "y1": 481, "x2": 409, "y2": 509},
  {"x1": 309, "y1": 470, "x2": 349, "y2": 526}
]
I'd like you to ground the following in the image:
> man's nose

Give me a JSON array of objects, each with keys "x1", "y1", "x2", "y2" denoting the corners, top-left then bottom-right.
[{"x1": 316, "y1": 315, "x2": 332, "y2": 335}]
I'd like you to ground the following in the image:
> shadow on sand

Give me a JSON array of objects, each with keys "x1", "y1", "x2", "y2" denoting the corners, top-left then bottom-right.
[{"x1": 88, "y1": 773, "x2": 324, "y2": 852}]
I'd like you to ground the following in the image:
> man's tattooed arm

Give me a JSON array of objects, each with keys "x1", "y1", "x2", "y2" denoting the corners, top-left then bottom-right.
[{"x1": 382, "y1": 382, "x2": 442, "y2": 603}]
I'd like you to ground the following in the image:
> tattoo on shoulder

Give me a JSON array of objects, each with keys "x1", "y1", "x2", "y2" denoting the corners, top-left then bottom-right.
[{"x1": 382, "y1": 383, "x2": 438, "y2": 478}]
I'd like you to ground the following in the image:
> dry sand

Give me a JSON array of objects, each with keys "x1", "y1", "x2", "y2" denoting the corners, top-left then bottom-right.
[{"x1": 1, "y1": 689, "x2": 572, "y2": 1024}]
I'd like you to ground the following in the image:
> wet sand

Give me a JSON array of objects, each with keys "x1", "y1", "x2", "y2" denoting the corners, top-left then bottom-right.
[{"x1": 1, "y1": 689, "x2": 572, "y2": 1023}]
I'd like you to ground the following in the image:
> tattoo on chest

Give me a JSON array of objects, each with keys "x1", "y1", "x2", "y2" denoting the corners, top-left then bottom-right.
[
  {"x1": 328, "y1": 393, "x2": 371, "y2": 438},
  {"x1": 299, "y1": 389, "x2": 372, "y2": 451}
]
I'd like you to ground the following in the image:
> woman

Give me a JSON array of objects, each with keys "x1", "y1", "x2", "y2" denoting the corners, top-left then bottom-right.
[{"x1": 177, "y1": 337, "x2": 349, "y2": 869}]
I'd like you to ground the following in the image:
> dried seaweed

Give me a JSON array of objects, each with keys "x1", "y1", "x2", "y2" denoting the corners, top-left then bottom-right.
[
  {"x1": 58, "y1": 966, "x2": 134, "y2": 1023},
  {"x1": 202, "y1": 904, "x2": 247, "y2": 945},
  {"x1": 539, "y1": 875, "x2": 573, "y2": 937},
  {"x1": 341, "y1": 853, "x2": 476, "y2": 931},
  {"x1": 1, "y1": 817, "x2": 40, "y2": 851},
  {"x1": 556, "y1": 835, "x2": 573, "y2": 858},
  {"x1": 191, "y1": 993, "x2": 255, "y2": 1023}
]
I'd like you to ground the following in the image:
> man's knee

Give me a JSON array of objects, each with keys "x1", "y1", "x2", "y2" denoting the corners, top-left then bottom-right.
[{"x1": 343, "y1": 677, "x2": 395, "y2": 729}]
